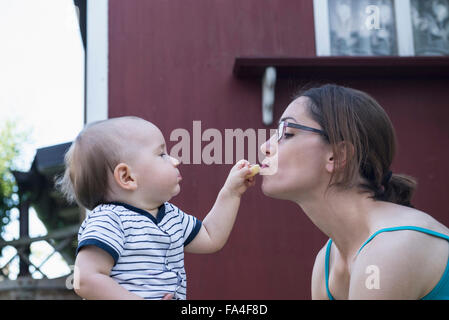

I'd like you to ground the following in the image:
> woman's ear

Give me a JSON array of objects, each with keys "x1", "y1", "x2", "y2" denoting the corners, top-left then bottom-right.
[
  {"x1": 325, "y1": 142, "x2": 355, "y2": 174},
  {"x1": 325, "y1": 152, "x2": 335, "y2": 174},
  {"x1": 113, "y1": 163, "x2": 138, "y2": 190}
]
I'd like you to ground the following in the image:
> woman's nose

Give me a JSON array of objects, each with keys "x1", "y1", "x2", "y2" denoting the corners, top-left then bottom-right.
[
  {"x1": 260, "y1": 140, "x2": 269, "y2": 155},
  {"x1": 260, "y1": 135, "x2": 277, "y2": 156}
]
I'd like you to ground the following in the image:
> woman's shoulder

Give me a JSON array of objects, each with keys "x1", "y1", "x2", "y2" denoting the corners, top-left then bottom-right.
[
  {"x1": 352, "y1": 205, "x2": 449, "y2": 298},
  {"x1": 365, "y1": 203, "x2": 449, "y2": 273},
  {"x1": 371, "y1": 202, "x2": 449, "y2": 235}
]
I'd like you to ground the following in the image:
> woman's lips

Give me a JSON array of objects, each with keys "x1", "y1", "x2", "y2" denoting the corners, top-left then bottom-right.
[{"x1": 260, "y1": 159, "x2": 278, "y2": 175}]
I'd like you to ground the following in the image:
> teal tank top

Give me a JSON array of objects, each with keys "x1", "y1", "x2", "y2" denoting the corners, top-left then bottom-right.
[{"x1": 324, "y1": 226, "x2": 449, "y2": 300}]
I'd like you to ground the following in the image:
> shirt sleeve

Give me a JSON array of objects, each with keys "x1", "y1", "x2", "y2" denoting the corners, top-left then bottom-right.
[
  {"x1": 77, "y1": 209, "x2": 125, "y2": 265},
  {"x1": 174, "y1": 205, "x2": 202, "y2": 246}
]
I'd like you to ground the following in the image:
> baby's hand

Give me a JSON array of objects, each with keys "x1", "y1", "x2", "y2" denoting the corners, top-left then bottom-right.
[{"x1": 222, "y1": 159, "x2": 257, "y2": 198}]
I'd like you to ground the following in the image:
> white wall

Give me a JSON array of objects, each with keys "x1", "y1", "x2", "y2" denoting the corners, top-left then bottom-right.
[{"x1": 86, "y1": 0, "x2": 109, "y2": 124}]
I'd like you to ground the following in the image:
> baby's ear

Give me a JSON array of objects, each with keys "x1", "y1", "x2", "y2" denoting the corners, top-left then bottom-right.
[{"x1": 113, "y1": 163, "x2": 138, "y2": 190}]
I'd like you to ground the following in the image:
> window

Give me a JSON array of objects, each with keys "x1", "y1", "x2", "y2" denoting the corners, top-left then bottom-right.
[{"x1": 314, "y1": 0, "x2": 449, "y2": 56}]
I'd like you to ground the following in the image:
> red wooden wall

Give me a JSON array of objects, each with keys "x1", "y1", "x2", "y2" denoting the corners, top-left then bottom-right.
[{"x1": 107, "y1": 0, "x2": 449, "y2": 299}]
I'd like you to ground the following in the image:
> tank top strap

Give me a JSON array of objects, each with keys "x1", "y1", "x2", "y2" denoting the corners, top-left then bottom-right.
[
  {"x1": 325, "y1": 239, "x2": 335, "y2": 300},
  {"x1": 357, "y1": 226, "x2": 449, "y2": 255}
]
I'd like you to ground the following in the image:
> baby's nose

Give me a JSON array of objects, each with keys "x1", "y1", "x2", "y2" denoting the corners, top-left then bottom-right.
[{"x1": 170, "y1": 156, "x2": 180, "y2": 167}]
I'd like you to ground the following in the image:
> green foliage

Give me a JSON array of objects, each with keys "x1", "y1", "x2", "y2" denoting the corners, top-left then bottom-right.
[{"x1": 0, "y1": 120, "x2": 30, "y2": 231}]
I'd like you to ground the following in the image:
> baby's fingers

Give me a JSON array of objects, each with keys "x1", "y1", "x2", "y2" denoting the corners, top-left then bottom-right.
[
  {"x1": 245, "y1": 178, "x2": 256, "y2": 187},
  {"x1": 246, "y1": 164, "x2": 260, "y2": 178},
  {"x1": 235, "y1": 159, "x2": 250, "y2": 170},
  {"x1": 162, "y1": 293, "x2": 174, "y2": 300}
]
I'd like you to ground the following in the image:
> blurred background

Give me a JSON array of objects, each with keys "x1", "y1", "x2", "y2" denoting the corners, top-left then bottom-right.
[{"x1": 0, "y1": 0, "x2": 448, "y2": 299}]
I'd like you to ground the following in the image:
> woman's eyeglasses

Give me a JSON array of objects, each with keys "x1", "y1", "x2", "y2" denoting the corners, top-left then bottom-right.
[{"x1": 277, "y1": 121, "x2": 327, "y2": 142}]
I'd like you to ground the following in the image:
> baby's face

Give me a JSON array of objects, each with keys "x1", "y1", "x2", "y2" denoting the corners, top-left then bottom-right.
[{"x1": 127, "y1": 121, "x2": 182, "y2": 205}]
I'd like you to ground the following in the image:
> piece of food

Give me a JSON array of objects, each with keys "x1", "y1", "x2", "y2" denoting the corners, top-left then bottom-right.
[{"x1": 246, "y1": 164, "x2": 260, "y2": 178}]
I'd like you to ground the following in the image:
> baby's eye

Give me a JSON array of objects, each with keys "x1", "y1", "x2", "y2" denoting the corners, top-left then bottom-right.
[
  {"x1": 160, "y1": 153, "x2": 167, "y2": 158},
  {"x1": 283, "y1": 133, "x2": 294, "y2": 139}
]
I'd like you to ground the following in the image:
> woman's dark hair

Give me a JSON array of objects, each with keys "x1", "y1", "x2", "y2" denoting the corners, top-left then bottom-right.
[{"x1": 296, "y1": 84, "x2": 416, "y2": 207}]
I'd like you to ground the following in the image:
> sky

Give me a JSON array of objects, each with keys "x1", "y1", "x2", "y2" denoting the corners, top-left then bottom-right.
[{"x1": 0, "y1": 0, "x2": 85, "y2": 279}]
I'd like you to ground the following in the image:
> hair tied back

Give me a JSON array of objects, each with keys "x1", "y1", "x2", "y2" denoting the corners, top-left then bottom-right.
[{"x1": 382, "y1": 170, "x2": 393, "y2": 186}]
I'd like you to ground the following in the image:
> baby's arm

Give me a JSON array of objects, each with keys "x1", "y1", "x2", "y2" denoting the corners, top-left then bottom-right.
[
  {"x1": 74, "y1": 246, "x2": 145, "y2": 300},
  {"x1": 185, "y1": 160, "x2": 254, "y2": 254}
]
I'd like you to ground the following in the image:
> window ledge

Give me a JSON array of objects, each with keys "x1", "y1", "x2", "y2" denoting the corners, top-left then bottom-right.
[{"x1": 233, "y1": 56, "x2": 449, "y2": 79}]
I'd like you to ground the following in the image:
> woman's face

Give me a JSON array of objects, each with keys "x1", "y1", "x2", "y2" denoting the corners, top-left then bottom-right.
[{"x1": 260, "y1": 97, "x2": 331, "y2": 201}]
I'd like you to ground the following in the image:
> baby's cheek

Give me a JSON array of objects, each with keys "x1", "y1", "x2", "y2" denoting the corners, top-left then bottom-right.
[{"x1": 161, "y1": 168, "x2": 178, "y2": 184}]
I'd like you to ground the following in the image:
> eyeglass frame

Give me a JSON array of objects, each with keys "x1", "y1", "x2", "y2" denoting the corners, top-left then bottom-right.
[{"x1": 277, "y1": 120, "x2": 328, "y2": 142}]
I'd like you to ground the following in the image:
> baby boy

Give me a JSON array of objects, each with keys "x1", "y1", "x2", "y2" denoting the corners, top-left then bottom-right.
[{"x1": 58, "y1": 116, "x2": 256, "y2": 300}]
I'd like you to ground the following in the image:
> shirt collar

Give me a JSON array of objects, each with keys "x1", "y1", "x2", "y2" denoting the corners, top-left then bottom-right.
[{"x1": 105, "y1": 202, "x2": 166, "y2": 224}]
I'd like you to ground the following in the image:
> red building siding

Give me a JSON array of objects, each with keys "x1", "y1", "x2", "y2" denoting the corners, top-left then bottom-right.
[{"x1": 108, "y1": 0, "x2": 449, "y2": 299}]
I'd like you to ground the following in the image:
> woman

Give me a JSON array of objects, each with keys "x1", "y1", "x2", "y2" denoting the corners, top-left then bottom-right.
[{"x1": 259, "y1": 84, "x2": 449, "y2": 300}]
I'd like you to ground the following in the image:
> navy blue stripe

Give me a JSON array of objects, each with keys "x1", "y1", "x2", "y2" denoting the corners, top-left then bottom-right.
[
  {"x1": 117, "y1": 276, "x2": 178, "y2": 282},
  {"x1": 119, "y1": 281, "x2": 179, "y2": 287},
  {"x1": 180, "y1": 211, "x2": 186, "y2": 225},
  {"x1": 112, "y1": 214, "x2": 146, "y2": 218},
  {"x1": 170, "y1": 234, "x2": 184, "y2": 244},
  {"x1": 128, "y1": 288, "x2": 177, "y2": 293},
  {"x1": 125, "y1": 232, "x2": 171, "y2": 239},
  {"x1": 163, "y1": 208, "x2": 175, "y2": 216},
  {"x1": 116, "y1": 260, "x2": 166, "y2": 266},
  {"x1": 111, "y1": 268, "x2": 169, "y2": 273},
  {"x1": 164, "y1": 257, "x2": 185, "y2": 265},
  {"x1": 143, "y1": 295, "x2": 166, "y2": 300},
  {"x1": 123, "y1": 225, "x2": 161, "y2": 232},
  {"x1": 125, "y1": 239, "x2": 170, "y2": 246},
  {"x1": 88, "y1": 219, "x2": 123, "y2": 233},
  {"x1": 78, "y1": 234, "x2": 122, "y2": 252},
  {"x1": 82, "y1": 224, "x2": 121, "y2": 238},
  {"x1": 159, "y1": 215, "x2": 178, "y2": 228},
  {"x1": 111, "y1": 269, "x2": 184, "y2": 276},
  {"x1": 121, "y1": 251, "x2": 182, "y2": 259},
  {"x1": 110, "y1": 270, "x2": 169, "y2": 276},
  {"x1": 81, "y1": 230, "x2": 124, "y2": 251},
  {"x1": 112, "y1": 268, "x2": 182, "y2": 274},
  {"x1": 183, "y1": 216, "x2": 191, "y2": 238},
  {"x1": 121, "y1": 219, "x2": 158, "y2": 224},
  {"x1": 121, "y1": 250, "x2": 183, "y2": 259},
  {"x1": 89, "y1": 212, "x2": 121, "y2": 221},
  {"x1": 167, "y1": 228, "x2": 183, "y2": 238},
  {"x1": 90, "y1": 210, "x2": 122, "y2": 222},
  {"x1": 78, "y1": 232, "x2": 123, "y2": 252},
  {"x1": 128, "y1": 239, "x2": 171, "y2": 245},
  {"x1": 88, "y1": 218, "x2": 123, "y2": 233},
  {"x1": 84, "y1": 221, "x2": 123, "y2": 236},
  {"x1": 77, "y1": 239, "x2": 120, "y2": 265},
  {"x1": 163, "y1": 221, "x2": 182, "y2": 233},
  {"x1": 126, "y1": 243, "x2": 183, "y2": 251},
  {"x1": 124, "y1": 230, "x2": 182, "y2": 240},
  {"x1": 184, "y1": 219, "x2": 202, "y2": 246}
]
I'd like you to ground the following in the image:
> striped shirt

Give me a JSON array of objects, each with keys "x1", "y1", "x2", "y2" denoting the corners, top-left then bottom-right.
[{"x1": 76, "y1": 202, "x2": 202, "y2": 300}]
